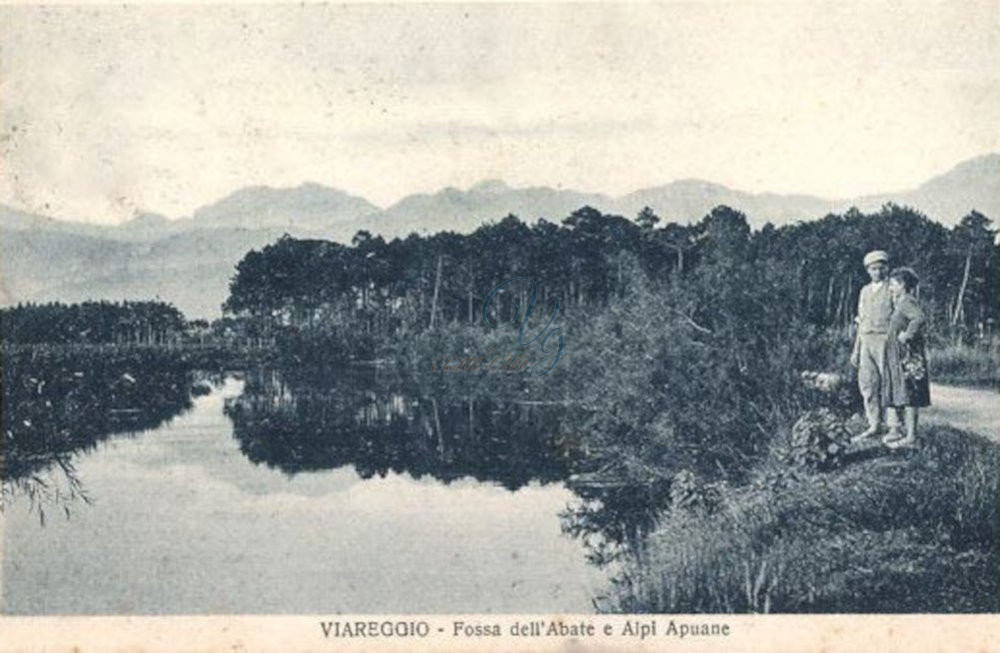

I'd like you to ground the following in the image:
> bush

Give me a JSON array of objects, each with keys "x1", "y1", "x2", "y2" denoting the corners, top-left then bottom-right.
[
  {"x1": 377, "y1": 319, "x2": 564, "y2": 402},
  {"x1": 785, "y1": 409, "x2": 851, "y2": 471},
  {"x1": 562, "y1": 252, "x2": 851, "y2": 486}
]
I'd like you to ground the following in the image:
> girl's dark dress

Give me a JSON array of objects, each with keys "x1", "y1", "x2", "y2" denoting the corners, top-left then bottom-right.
[{"x1": 882, "y1": 293, "x2": 931, "y2": 408}]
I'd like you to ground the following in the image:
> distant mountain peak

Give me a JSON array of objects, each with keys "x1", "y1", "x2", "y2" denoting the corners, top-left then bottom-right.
[
  {"x1": 919, "y1": 152, "x2": 999, "y2": 188},
  {"x1": 627, "y1": 178, "x2": 733, "y2": 196},
  {"x1": 469, "y1": 179, "x2": 511, "y2": 194},
  {"x1": 191, "y1": 182, "x2": 381, "y2": 230},
  {"x1": 957, "y1": 151, "x2": 1000, "y2": 167},
  {"x1": 125, "y1": 211, "x2": 170, "y2": 227}
]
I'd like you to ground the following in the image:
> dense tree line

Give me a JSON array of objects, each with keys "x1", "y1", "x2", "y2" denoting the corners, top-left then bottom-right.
[
  {"x1": 756, "y1": 208, "x2": 998, "y2": 337},
  {"x1": 0, "y1": 300, "x2": 186, "y2": 345},
  {"x1": 223, "y1": 204, "x2": 999, "y2": 347}
]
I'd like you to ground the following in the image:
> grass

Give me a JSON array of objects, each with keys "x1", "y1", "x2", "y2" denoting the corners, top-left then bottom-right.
[
  {"x1": 604, "y1": 425, "x2": 1000, "y2": 613},
  {"x1": 928, "y1": 340, "x2": 1000, "y2": 389}
]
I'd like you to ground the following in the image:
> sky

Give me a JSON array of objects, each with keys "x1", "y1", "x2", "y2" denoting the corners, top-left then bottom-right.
[{"x1": 1, "y1": 1, "x2": 998, "y2": 224}]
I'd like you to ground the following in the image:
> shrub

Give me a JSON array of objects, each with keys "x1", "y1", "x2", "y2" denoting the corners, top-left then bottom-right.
[{"x1": 785, "y1": 409, "x2": 851, "y2": 471}]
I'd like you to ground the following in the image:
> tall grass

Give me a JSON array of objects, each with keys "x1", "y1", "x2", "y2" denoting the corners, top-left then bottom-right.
[
  {"x1": 607, "y1": 425, "x2": 1000, "y2": 613},
  {"x1": 928, "y1": 340, "x2": 1000, "y2": 389}
]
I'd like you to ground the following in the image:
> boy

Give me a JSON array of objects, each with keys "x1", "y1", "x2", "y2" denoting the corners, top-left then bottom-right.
[{"x1": 850, "y1": 250, "x2": 899, "y2": 440}]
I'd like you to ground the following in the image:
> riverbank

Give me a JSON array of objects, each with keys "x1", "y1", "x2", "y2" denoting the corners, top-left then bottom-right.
[{"x1": 604, "y1": 423, "x2": 999, "y2": 613}]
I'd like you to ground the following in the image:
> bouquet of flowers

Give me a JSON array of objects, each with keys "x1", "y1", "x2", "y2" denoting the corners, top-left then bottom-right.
[{"x1": 900, "y1": 341, "x2": 926, "y2": 382}]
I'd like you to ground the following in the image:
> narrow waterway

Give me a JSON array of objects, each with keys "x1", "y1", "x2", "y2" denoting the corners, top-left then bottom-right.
[{"x1": 2, "y1": 376, "x2": 607, "y2": 614}]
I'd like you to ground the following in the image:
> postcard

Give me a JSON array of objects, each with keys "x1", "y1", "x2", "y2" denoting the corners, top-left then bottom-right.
[{"x1": 1, "y1": 1, "x2": 998, "y2": 651}]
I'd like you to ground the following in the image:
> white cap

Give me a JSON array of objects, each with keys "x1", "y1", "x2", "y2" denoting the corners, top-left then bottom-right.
[{"x1": 863, "y1": 250, "x2": 889, "y2": 267}]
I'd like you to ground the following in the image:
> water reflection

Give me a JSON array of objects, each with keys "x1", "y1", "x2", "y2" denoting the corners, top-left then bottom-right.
[
  {"x1": 2, "y1": 357, "x2": 663, "y2": 559},
  {"x1": 3, "y1": 374, "x2": 608, "y2": 614},
  {"x1": 2, "y1": 360, "x2": 654, "y2": 612},
  {"x1": 228, "y1": 368, "x2": 665, "y2": 573},
  {"x1": 2, "y1": 349, "x2": 198, "y2": 518},
  {"x1": 226, "y1": 368, "x2": 575, "y2": 490}
]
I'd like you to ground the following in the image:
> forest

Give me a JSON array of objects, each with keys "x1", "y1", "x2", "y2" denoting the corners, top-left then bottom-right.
[
  {"x1": 1, "y1": 300, "x2": 187, "y2": 345},
  {"x1": 222, "y1": 204, "x2": 999, "y2": 354}
]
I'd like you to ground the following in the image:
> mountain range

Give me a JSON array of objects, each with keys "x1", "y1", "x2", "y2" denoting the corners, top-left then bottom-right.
[{"x1": 1, "y1": 153, "x2": 997, "y2": 318}]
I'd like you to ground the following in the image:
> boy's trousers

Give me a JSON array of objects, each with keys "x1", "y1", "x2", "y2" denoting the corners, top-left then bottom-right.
[{"x1": 857, "y1": 332, "x2": 895, "y2": 429}]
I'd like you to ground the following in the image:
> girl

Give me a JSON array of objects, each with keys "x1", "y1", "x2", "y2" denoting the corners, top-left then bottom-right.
[{"x1": 882, "y1": 267, "x2": 931, "y2": 448}]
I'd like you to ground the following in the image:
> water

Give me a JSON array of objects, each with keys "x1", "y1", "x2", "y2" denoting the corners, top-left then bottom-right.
[{"x1": 2, "y1": 374, "x2": 608, "y2": 614}]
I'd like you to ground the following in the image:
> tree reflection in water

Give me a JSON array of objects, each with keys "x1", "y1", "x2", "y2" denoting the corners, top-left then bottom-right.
[
  {"x1": 226, "y1": 367, "x2": 672, "y2": 577},
  {"x1": 3, "y1": 354, "x2": 674, "y2": 574},
  {"x1": 225, "y1": 367, "x2": 573, "y2": 490},
  {"x1": 1, "y1": 347, "x2": 199, "y2": 522}
]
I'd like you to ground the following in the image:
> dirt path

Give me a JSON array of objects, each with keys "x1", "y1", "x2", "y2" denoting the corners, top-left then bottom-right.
[{"x1": 924, "y1": 383, "x2": 999, "y2": 440}]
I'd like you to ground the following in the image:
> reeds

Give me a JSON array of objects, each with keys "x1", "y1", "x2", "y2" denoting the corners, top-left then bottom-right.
[
  {"x1": 606, "y1": 425, "x2": 1000, "y2": 613},
  {"x1": 928, "y1": 340, "x2": 1000, "y2": 389}
]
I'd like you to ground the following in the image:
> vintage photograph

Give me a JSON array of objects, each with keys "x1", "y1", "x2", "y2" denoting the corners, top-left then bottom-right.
[{"x1": 1, "y1": 0, "x2": 998, "y2": 634}]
